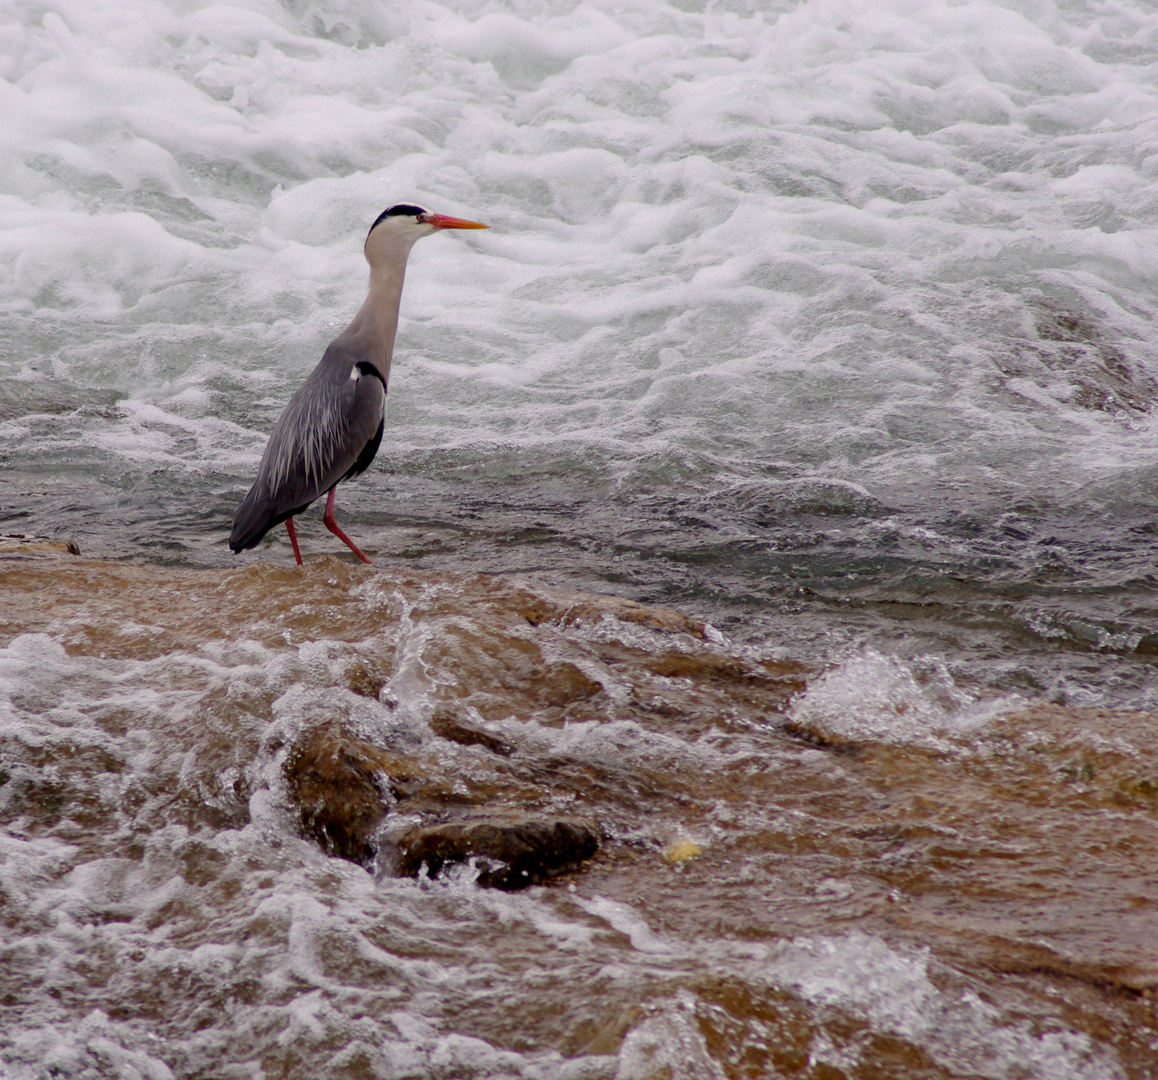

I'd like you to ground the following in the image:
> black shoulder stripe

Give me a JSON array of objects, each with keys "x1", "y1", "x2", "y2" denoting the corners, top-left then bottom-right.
[{"x1": 355, "y1": 361, "x2": 387, "y2": 388}]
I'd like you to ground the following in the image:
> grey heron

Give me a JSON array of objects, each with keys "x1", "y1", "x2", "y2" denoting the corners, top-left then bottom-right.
[{"x1": 229, "y1": 204, "x2": 488, "y2": 565}]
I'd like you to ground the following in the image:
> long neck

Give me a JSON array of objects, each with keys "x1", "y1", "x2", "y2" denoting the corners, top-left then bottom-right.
[{"x1": 334, "y1": 260, "x2": 409, "y2": 379}]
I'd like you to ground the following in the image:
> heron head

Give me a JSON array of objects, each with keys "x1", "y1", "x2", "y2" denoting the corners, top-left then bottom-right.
[{"x1": 365, "y1": 204, "x2": 488, "y2": 267}]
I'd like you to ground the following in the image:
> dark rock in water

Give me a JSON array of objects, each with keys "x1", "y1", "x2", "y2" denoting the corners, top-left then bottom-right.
[
  {"x1": 284, "y1": 719, "x2": 600, "y2": 887},
  {"x1": 395, "y1": 816, "x2": 600, "y2": 890},
  {"x1": 284, "y1": 721, "x2": 420, "y2": 865},
  {"x1": 346, "y1": 659, "x2": 390, "y2": 699},
  {"x1": 429, "y1": 708, "x2": 515, "y2": 756}
]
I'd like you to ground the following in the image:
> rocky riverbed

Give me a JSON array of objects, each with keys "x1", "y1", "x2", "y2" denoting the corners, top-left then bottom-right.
[{"x1": 1, "y1": 544, "x2": 1156, "y2": 1078}]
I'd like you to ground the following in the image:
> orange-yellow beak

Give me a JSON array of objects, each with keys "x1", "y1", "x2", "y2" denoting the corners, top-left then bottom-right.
[{"x1": 422, "y1": 213, "x2": 489, "y2": 230}]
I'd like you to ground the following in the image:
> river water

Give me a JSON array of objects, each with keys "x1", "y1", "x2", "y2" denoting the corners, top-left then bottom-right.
[{"x1": 2, "y1": 0, "x2": 1158, "y2": 1077}]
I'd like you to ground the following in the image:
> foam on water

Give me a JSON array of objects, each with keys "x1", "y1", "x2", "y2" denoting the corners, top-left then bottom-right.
[
  {"x1": 0, "y1": 622, "x2": 623, "y2": 1076},
  {"x1": 787, "y1": 648, "x2": 1023, "y2": 747},
  {"x1": 769, "y1": 933, "x2": 1124, "y2": 1080},
  {"x1": 4, "y1": 0, "x2": 1158, "y2": 498}
]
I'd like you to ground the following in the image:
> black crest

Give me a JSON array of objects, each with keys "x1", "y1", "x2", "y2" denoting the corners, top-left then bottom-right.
[{"x1": 368, "y1": 204, "x2": 429, "y2": 234}]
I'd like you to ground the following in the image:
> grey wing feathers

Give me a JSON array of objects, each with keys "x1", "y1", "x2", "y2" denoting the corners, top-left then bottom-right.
[{"x1": 230, "y1": 345, "x2": 386, "y2": 552}]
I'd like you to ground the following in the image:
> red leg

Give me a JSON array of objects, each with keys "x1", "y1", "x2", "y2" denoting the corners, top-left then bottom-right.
[
  {"x1": 322, "y1": 487, "x2": 373, "y2": 565},
  {"x1": 285, "y1": 517, "x2": 303, "y2": 565}
]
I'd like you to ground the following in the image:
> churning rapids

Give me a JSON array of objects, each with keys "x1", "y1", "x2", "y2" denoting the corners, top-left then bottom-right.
[{"x1": 2, "y1": 1, "x2": 1158, "y2": 1077}]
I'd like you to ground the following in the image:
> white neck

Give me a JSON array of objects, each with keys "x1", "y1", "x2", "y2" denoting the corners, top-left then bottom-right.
[
  {"x1": 337, "y1": 263, "x2": 407, "y2": 377},
  {"x1": 333, "y1": 223, "x2": 427, "y2": 377}
]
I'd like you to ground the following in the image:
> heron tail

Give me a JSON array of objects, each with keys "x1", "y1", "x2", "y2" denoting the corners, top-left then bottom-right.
[{"x1": 230, "y1": 489, "x2": 277, "y2": 552}]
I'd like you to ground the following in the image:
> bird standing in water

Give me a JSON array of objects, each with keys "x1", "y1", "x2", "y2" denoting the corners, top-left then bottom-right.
[{"x1": 230, "y1": 204, "x2": 488, "y2": 565}]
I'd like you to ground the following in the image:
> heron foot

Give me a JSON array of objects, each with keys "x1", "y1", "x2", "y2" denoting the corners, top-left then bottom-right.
[{"x1": 323, "y1": 488, "x2": 374, "y2": 566}]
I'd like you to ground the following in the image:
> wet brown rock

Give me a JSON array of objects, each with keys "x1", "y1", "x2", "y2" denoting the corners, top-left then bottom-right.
[
  {"x1": 515, "y1": 585, "x2": 705, "y2": 638},
  {"x1": 285, "y1": 722, "x2": 421, "y2": 865},
  {"x1": 394, "y1": 815, "x2": 600, "y2": 890},
  {"x1": 429, "y1": 709, "x2": 515, "y2": 756},
  {"x1": 645, "y1": 652, "x2": 808, "y2": 706},
  {"x1": 0, "y1": 533, "x2": 80, "y2": 557},
  {"x1": 978, "y1": 938, "x2": 1158, "y2": 997},
  {"x1": 535, "y1": 662, "x2": 603, "y2": 708},
  {"x1": 346, "y1": 659, "x2": 390, "y2": 699},
  {"x1": 563, "y1": 595, "x2": 705, "y2": 638},
  {"x1": 438, "y1": 629, "x2": 605, "y2": 723}
]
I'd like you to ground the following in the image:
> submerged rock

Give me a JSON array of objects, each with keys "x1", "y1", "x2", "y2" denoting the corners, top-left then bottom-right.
[
  {"x1": 285, "y1": 722, "x2": 599, "y2": 889},
  {"x1": 284, "y1": 721, "x2": 419, "y2": 865},
  {"x1": 346, "y1": 659, "x2": 390, "y2": 699},
  {"x1": 394, "y1": 816, "x2": 600, "y2": 890},
  {"x1": 514, "y1": 585, "x2": 706, "y2": 638},
  {"x1": 429, "y1": 708, "x2": 515, "y2": 756}
]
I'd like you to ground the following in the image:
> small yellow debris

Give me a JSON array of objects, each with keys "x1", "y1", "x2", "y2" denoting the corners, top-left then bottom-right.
[{"x1": 664, "y1": 839, "x2": 702, "y2": 864}]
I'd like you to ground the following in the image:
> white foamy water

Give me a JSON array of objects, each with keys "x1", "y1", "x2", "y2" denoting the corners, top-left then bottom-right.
[
  {"x1": 786, "y1": 648, "x2": 1024, "y2": 748},
  {"x1": 3, "y1": 0, "x2": 1158, "y2": 495},
  {"x1": 769, "y1": 933, "x2": 1123, "y2": 1080}
]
